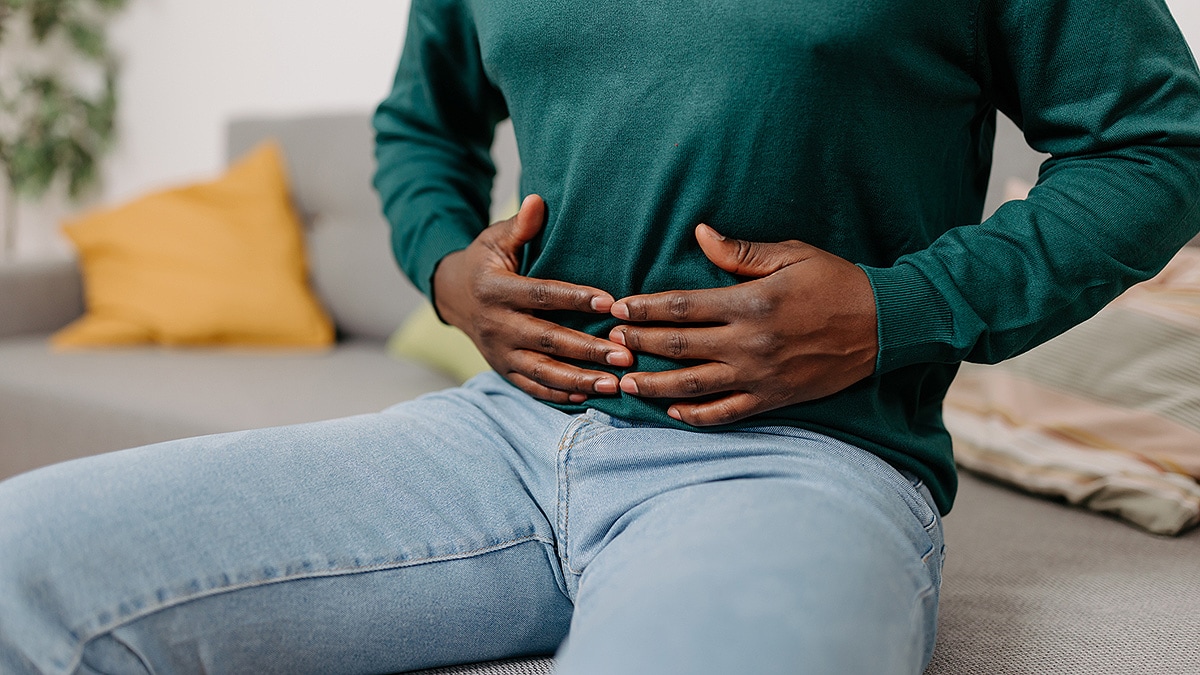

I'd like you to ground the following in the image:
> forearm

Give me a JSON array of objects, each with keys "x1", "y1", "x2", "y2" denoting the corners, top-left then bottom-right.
[{"x1": 862, "y1": 0, "x2": 1200, "y2": 373}]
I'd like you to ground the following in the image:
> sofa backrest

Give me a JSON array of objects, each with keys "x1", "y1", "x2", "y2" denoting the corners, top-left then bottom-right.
[{"x1": 225, "y1": 113, "x2": 522, "y2": 342}]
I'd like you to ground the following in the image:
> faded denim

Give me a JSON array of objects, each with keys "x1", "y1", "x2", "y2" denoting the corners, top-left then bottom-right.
[{"x1": 0, "y1": 372, "x2": 943, "y2": 674}]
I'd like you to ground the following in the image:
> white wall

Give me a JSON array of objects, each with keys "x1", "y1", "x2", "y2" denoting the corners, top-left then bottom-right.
[
  {"x1": 9, "y1": 0, "x2": 1200, "y2": 258},
  {"x1": 14, "y1": 0, "x2": 412, "y2": 258},
  {"x1": 1172, "y1": 0, "x2": 1200, "y2": 47}
]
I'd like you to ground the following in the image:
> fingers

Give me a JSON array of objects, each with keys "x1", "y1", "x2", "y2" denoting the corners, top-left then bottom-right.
[
  {"x1": 617, "y1": 362, "x2": 739, "y2": 400},
  {"x1": 610, "y1": 287, "x2": 741, "y2": 323},
  {"x1": 617, "y1": 365, "x2": 767, "y2": 426},
  {"x1": 667, "y1": 392, "x2": 767, "y2": 427},
  {"x1": 506, "y1": 350, "x2": 620, "y2": 401},
  {"x1": 483, "y1": 274, "x2": 615, "y2": 314},
  {"x1": 694, "y1": 223, "x2": 816, "y2": 278},
  {"x1": 506, "y1": 316, "x2": 632, "y2": 367},
  {"x1": 608, "y1": 324, "x2": 723, "y2": 361}
]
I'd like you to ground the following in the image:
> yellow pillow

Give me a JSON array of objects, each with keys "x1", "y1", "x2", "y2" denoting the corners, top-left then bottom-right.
[
  {"x1": 52, "y1": 141, "x2": 334, "y2": 349},
  {"x1": 387, "y1": 302, "x2": 491, "y2": 383}
]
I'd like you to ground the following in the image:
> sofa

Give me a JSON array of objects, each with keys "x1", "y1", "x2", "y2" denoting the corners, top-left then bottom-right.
[{"x1": 1, "y1": 113, "x2": 1197, "y2": 674}]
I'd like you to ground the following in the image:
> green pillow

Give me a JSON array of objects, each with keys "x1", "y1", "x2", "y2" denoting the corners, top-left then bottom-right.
[{"x1": 387, "y1": 302, "x2": 491, "y2": 384}]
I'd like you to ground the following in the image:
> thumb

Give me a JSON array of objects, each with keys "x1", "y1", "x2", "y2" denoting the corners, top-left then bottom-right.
[
  {"x1": 499, "y1": 194, "x2": 546, "y2": 250},
  {"x1": 695, "y1": 223, "x2": 813, "y2": 278}
]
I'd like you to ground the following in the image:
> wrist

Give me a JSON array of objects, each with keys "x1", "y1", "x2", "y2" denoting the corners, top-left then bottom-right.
[{"x1": 431, "y1": 249, "x2": 469, "y2": 329}]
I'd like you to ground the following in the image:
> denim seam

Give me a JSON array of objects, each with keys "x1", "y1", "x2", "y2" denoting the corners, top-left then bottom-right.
[
  {"x1": 556, "y1": 421, "x2": 584, "y2": 579},
  {"x1": 556, "y1": 416, "x2": 611, "y2": 579},
  {"x1": 62, "y1": 534, "x2": 554, "y2": 675}
]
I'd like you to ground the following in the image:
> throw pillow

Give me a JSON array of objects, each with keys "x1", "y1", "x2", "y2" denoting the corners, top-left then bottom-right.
[
  {"x1": 52, "y1": 141, "x2": 334, "y2": 349},
  {"x1": 944, "y1": 248, "x2": 1200, "y2": 535},
  {"x1": 387, "y1": 302, "x2": 491, "y2": 384}
]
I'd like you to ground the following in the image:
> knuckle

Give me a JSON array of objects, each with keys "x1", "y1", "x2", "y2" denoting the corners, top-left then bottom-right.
[
  {"x1": 528, "y1": 283, "x2": 552, "y2": 308},
  {"x1": 748, "y1": 331, "x2": 785, "y2": 357},
  {"x1": 734, "y1": 239, "x2": 756, "y2": 266},
  {"x1": 537, "y1": 328, "x2": 559, "y2": 355},
  {"x1": 528, "y1": 360, "x2": 547, "y2": 384},
  {"x1": 667, "y1": 331, "x2": 689, "y2": 358},
  {"x1": 571, "y1": 372, "x2": 592, "y2": 392},
  {"x1": 668, "y1": 294, "x2": 690, "y2": 320},
  {"x1": 474, "y1": 317, "x2": 501, "y2": 342},
  {"x1": 743, "y1": 291, "x2": 774, "y2": 319},
  {"x1": 682, "y1": 371, "x2": 706, "y2": 396},
  {"x1": 625, "y1": 300, "x2": 649, "y2": 322},
  {"x1": 583, "y1": 339, "x2": 606, "y2": 363}
]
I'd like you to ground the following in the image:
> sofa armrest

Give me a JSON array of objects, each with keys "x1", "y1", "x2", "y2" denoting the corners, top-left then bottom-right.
[{"x1": 0, "y1": 258, "x2": 84, "y2": 339}]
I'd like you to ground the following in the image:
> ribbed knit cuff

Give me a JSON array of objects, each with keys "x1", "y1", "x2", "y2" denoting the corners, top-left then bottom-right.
[
  {"x1": 859, "y1": 262, "x2": 956, "y2": 374},
  {"x1": 395, "y1": 220, "x2": 476, "y2": 302}
]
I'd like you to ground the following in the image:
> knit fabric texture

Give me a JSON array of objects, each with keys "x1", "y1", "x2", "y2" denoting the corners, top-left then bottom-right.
[{"x1": 373, "y1": 0, "x2": 1200, "y2": 512}]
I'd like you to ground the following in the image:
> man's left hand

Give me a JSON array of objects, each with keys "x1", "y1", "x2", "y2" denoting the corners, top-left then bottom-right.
[{"x1": 609, "y1": 224, "x2": 879, "y2": 426}]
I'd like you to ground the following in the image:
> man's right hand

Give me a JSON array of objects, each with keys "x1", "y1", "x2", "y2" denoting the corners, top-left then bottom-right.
[{"x1": 433, "y1": 194, "x2": 632, "y2": 404}]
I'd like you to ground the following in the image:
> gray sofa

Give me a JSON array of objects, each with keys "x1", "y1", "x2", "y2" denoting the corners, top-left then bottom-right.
[{"x1": 1, "y1": 114, "x2": 1197, "y2": 674}]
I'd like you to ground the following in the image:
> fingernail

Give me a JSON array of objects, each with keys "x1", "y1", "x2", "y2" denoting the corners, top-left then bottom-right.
[
  {"x1": 569, "y1": 393, "x2": 588, "y2": 404},
  {"x1": 606, "y1": 349, "x2": 631, "y2": 367},
  {"x1": 590, "y1": 296, "x2": 613, "y2": 312},
  {"x1": 611, "y1": 302, "x2": 630, "y2": 320},
  {"x1": 608, "y1": 329, "x2": 626, "y2": 347},
  {"x1": 667, "y1": 407, "x2": 682, "y2": 420},
  {"x1": 700, "y1": 223, "x2": 725, "y2": 241},
  {"x1": 620, "y1": 377, "x2": 639, "y2": 395},
  {"x1": 594, "y1": 378, "x2": 618, "y2": 394}
]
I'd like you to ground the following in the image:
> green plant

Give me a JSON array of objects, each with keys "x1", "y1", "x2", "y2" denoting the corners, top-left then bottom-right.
[{"x1": 0, "y1": 0, "x2": 127, "y2": 202}]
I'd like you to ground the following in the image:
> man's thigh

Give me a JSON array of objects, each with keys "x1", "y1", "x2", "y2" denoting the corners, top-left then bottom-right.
[
  {"x1": 0, "y1": 374, "x2": 575, "y2": 675},
  {"x1": 554, "y1": 422, "x2": 944, "y2": 675}
]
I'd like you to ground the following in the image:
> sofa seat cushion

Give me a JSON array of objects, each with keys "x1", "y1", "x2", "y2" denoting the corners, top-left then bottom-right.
[
  {"x1": 0, "y1": 336, "x2": 457, "y2": 479},
  {"x1": 926, "y1": 473, "x2": 1200, "y2": 674}
]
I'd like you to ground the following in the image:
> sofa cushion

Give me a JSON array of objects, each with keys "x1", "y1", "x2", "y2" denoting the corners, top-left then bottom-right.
[
  {"x1": 307, "y1": 214, "x2": 425, "y2": 341},
  {"x1": 53, "y1": 142, "x2": 334, "y2": 349},
  {"x1": 926, "y1": 472, "x2": 1200, "y2": 674},
  {"x1": 0, "y1": 336, "x2": 455, "y2": 479}
]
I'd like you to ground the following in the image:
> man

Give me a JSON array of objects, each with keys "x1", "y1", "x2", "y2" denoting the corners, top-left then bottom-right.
[{"x1": 1, "y1": 0, "x2": 1198, "y2": 673}]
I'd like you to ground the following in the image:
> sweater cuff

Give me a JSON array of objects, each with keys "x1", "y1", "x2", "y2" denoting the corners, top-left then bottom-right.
[
  {"x1": 399, "y1": 224, "x2": 476, "y2": 300},
  {"x1": 859, "y1": 262, "x2": 956, "y2": 374}
]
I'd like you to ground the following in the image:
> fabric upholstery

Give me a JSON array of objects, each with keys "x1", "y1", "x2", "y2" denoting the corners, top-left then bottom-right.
[
  {"x1": 0, "y1": 259, "x2": 82, "y2": 340},
  {"x1": 0, "y1": 336, "x2": 455, "y2": 479},
  {"x1": 925, "y1": 472, "x2": 1200, "y2": 674},
  {"x1": 306, "y1": 215, "x2": 425, "y2": 341}
]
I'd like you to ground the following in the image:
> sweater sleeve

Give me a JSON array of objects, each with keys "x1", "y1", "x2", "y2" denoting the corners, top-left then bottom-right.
[
  {"x1": 860, "y1": 0, "x2": 1200, "y2": 373},
  {"x1": 373, "y1": 0, "x2": 508, "y2": 298}
]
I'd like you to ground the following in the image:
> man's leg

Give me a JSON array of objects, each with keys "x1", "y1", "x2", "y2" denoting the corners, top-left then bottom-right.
[
  {"x1": 551, "y1": 416, "x2": 944, "y2": 675},
  {"x1": 0, "y1": 373, "x2": 574, "y2": 675}
]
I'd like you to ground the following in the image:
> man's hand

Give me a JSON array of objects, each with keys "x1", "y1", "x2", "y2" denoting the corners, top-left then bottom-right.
[
  {"x1": 434, "y1": 194, "x2": 633, "y2": 403},
  {"x1": 609, "y1": 224, "x2": 878, "y2": 426}
]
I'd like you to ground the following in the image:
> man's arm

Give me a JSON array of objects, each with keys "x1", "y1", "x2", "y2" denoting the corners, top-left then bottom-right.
[
  {"x1": 612, "y1": 0, "x2": 1200, "y2": 425},
  {"x1": 863, "y1": 0, "x2": 1200, "y2": 373},
  {"x1": 373, "y1": 0, "x2": 630, "y2": 403}
]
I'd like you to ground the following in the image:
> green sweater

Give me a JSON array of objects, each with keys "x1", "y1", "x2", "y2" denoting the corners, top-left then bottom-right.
[{"x1": 374, "y1": 0, "x2": 1200, "y2": 513}]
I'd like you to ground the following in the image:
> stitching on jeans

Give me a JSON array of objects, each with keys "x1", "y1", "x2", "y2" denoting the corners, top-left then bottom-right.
[
  {"x1": 556, "y1": 416, "x2": 593, "y2": 578},
  {"x1": 63, "y1": 534, "x2": 554, "y2": 675}
]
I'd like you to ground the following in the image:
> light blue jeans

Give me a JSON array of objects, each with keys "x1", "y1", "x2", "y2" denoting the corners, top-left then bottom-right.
[{"x1": 0, "y1": 372, "x2": 944, "y2": 675}]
